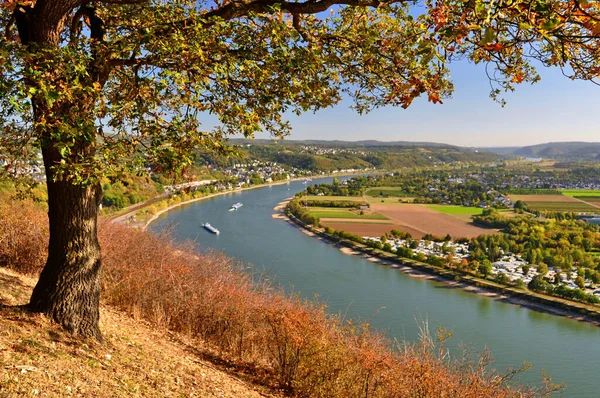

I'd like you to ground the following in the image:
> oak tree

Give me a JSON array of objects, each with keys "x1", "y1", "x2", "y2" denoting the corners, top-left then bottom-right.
[
  {"x1": 2, "y1": 0, "x2": 599, "y2": 339},
  {"x1": 429, "y1": 0, "x2": 600, "y2": 102},
  {"x1": 0, "y1": 0, "x2": 452, "y2": 338}
]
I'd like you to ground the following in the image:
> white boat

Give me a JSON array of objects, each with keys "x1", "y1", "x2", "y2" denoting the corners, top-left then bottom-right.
[
  {"x1": 202, "y1": 223, "x2": 220, "y2": 235},
  {"x1": 229, "y1": 202, "x2": 243, "y2": 211}
]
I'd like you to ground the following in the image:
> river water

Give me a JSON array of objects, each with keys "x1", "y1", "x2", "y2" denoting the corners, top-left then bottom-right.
[{"x1": 149, "y1": 178, "x2": 600, "y2": 396}]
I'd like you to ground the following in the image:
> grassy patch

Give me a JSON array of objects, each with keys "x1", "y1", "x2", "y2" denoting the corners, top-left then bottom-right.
[
  {"x1": 561, "y1": 190, "x2": 600, "y2": 197},
  {"x1": 427, "y1": 205, "x2": 485, "y2": 215}
]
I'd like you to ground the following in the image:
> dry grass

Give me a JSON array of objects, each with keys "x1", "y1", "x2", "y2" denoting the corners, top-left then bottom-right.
[
  {"x1": 0, "y1": 195, "x2": 559, "y2": 397},
  {"x1": 0, "y1": 268, "x2": 273, "y2": 398},
  {"x1": 0, "y1": 198, "x2": 48, "y2": 274}
]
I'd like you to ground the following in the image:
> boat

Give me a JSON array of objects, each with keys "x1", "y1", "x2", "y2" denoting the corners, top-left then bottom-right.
[
  {"x1": 229, "y1": 202, "x2": 243, "y2": 211},
  {"x1": 202, "y1": 223, "x2": 220, "y2": 235}
]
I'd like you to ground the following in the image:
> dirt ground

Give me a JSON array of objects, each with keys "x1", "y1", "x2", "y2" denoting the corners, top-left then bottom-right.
[
  {"x1": 0, "y1": 268, "x2": 277, "y2": 398},
  {"x1": 508, "y1": 194, "x2": 579, "y2": 202},
  {"x1": 319, "y1": 218, "x2": 393, "y2": 224}
]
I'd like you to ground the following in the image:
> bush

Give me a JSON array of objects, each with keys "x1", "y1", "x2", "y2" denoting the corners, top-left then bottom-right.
[{"x1": 0, "y1": 196, "x2": 48, "y2": 274}]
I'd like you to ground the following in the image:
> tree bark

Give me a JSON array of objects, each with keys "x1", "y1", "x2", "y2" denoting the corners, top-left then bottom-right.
[
  {"x1": 29, "y1": 144, "x2": 103, "y2": 340},
  {"x1": 13, "y1": 2, "x2": 107, "y2": 340}
]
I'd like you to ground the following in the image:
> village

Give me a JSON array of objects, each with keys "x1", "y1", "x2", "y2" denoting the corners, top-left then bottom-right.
[{"x1": 363, "y1": 236, "x2": 600, "y2": 297}]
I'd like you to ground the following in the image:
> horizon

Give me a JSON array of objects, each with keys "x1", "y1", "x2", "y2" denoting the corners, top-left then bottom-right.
[
  {"x1": 235, "y1": 137, "x2": 600, "y2": 148},
  {"x1": 243, "y1": 59, "x2": 600, "y2": 147}
]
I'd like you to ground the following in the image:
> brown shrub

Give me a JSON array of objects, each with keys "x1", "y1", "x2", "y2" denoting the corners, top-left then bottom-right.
[
  {"x1": 0, "y1": 196, "x2": 48, "y2": 274},
  {"x1": 0, "y1": 198, "x2": 557, "y2": 397}
]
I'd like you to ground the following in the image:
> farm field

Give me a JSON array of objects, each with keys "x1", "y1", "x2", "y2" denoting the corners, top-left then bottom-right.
[
  {"x1": 306, "y1": 207, "x2": 389, "y2": 220},
  {"x1": 509, "y1": 194, "x2": 577, "y2": 202},
  {"x1": 526, "y1": 202, "x2": 598, "y2": 212},
  {"x1": 365, "y1": 187, "x2": 411, "y2": 197},
  {"x1": 427, "y1": 205, "x2": 485, "y2": 221},
  {"x1": 427, "y1": 205, "x2": 485, "y2": 215},
  {"x1": 580, "y1": 198, "x2": 600, "y2": 205},
  {"x1": 319, "y1": 218, "x2": 392, "y2": 224},
  {"x1": 561, "y1": 190, "x2": 600, "y2": 197},
  {"x1": 508, "y1": 194, "x2": 600, "y2": 212},
  {"x1": 369, "y1": 203, "x2": 498, "y2": 239}
]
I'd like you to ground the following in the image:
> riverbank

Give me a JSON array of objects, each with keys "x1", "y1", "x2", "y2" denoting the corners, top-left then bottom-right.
[
  {"x1": 111, "y1": 173, "x2": 358, "y2": 230},
  {"x1": 276, "y1": 202, "x2": 600, "y2": 327},
  {"x1": 110, "y1": 178, "x2": 298, "y2": 230},
  {"x1": 140, "y1": 177, "x2": 314, "y2": 230}
]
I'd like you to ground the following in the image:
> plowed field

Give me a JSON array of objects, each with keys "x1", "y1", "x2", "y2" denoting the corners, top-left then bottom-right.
[
  {"x1": 322, "y1": 204, "x2": 498, "y2": 239},
  {"x1": 370, "y1": 203, "x2": 497, "y2": 239}
]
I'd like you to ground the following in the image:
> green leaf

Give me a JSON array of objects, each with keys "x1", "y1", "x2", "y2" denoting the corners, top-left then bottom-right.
[{"x1": 481, "y1": 28, "x2": 495, "y2": 45}]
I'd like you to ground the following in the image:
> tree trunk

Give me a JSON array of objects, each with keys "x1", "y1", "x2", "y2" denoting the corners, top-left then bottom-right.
[{"x1": 29, "y1": 145, "x2": 103, "y2": 340}]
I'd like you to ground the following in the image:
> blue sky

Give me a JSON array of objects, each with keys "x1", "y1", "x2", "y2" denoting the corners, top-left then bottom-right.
[{"x1": 254, "y1": 60, "x2": 600, "y2": 147}]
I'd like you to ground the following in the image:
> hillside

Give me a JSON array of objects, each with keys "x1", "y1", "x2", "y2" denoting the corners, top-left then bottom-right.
[
  {"x1": 197, "y1": 139, "x2": 500, "y2": 171},
  {"x1": 484, "y1": 142, "x2": 600, "y2": 160},
  {"x1": 514, "y1": 142, "x2": 600, "y2": 159},
  {"x1": 230, "y1": 138, "x2": 460, "y2": 148},
  {"x1": 0, "y1": 268, "x2": 274, "y2": 398}
]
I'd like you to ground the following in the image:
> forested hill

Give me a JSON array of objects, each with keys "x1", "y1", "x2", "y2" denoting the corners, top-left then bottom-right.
[
  {"x1": 196, "y1": 140, "x2": 500, "y2": 171},
  {"x1": 484, "y1": 142, "x2": 600, "y2": 160},
  {"x1": 231, "y1": 138, "x2": 458, "y2": 148}
]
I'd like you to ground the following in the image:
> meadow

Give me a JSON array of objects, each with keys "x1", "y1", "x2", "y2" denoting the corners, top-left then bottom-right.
[
  {"x1": 561, "y1": 189, "x2": 600, "y2": 197},
  {"x1": 427, "y1": 205, "x2": 485, "y2": 215}
]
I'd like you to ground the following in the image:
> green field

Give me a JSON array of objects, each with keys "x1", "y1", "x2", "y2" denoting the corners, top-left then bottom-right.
[
  {"x1": 303, "y1": 195, "x2": 364, "y2": 202},
  {"x1": 306, "y1": 207, "x2": 389, "y2": 220},
  {"x1": 427, "y1": 205, "x2": 485, "y2": 215},
  {"x1": 526, "y1": 201, "x2": 599, "y2": 212},
  {"x1": 561, "y1": 190, "x2": 600, "y2": 197},
  {"x1": 365, "y1": 187, "x2": 411, "y2": 197}
]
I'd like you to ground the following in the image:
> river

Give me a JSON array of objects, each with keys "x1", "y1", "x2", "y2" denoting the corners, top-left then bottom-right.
[{"x1": 149, "y1": 178, "x2": 600, "y2": 396}]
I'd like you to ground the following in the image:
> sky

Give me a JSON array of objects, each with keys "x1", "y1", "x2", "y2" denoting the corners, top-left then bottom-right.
[{"x1": 252, "y1": 60, "x2": 600, "y2": 148}]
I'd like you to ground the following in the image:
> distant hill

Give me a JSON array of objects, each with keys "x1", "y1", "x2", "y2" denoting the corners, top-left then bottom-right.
[
  {"x1": 479, "y1": 147, "x2": 521, "y2": 155},
  {"x1": 513, "y1": 142, "x2": 600, "y2": 159},
  {"x1": 482, "y1": 142, "x2": 600, "y2": 160},
  {"x1": 231, "y1": 138, "x2": 461, "y2": 149},
  {"x1": 214, "y1": 139, "x2": 498, "y2": 171},
  {"x1": 232, "y1": 139, "x2": 600, "y2": 161}
]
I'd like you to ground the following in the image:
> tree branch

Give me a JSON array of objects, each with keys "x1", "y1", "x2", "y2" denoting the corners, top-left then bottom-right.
[{"x1": 202, "y1": 0, "x2": 387, "y2": 21}]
